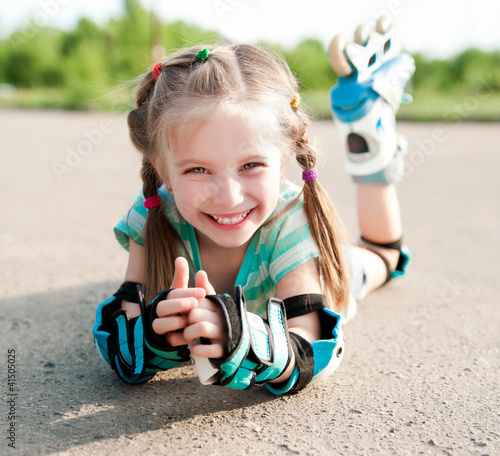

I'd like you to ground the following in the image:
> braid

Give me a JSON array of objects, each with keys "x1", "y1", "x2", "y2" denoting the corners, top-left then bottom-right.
[
  {"x1": 295, "y1": 120, "x2": 350, "y2": 313},
  {"x1": 127, "y1": 71, "x2": 191, "y2": 305},
  {"x1": 127, "y1": 70, "x2": 156, "y2": 156},
  {"x1": 139, "y1": 158, "x2": 182, "y2": 304}
]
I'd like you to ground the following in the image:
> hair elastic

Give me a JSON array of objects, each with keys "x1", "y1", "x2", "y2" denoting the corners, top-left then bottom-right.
[
  {"x1": 291, "y1": 92, "x2": 301, "y2": 109},
  {"x1": 302, "y1": 168, "x2": 318, "y2": 182},
  {"x1": 143, "y1": 195, "x2": 162, "y2": 208},
  {"x1": 153, "y1": 62, "x2": 163, "y2": 80},
  {"x1": 196, "y1": 48, "x2": 210, "y2": 62}
]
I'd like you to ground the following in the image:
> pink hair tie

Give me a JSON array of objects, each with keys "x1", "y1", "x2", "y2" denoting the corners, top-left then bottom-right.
[
  {"x1": 153, "y1": 62, "x2": 163, "y2": 80},
  {"x1": 302, "y1": 168, "x2": 318, "y2": 182},
  {"x1": 143, "y1": 195, "x2": 162, "y2": 209}
]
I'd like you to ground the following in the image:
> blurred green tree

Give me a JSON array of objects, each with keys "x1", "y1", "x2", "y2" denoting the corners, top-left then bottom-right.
[
  {"x1": 283, "y1": 39, "x2": 337, "y2": 90},
  {"x1": 0, "y1": 0, "x2": 498, "y2": 113}
]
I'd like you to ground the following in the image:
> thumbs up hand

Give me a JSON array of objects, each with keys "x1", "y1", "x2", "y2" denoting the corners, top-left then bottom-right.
[{"x1": 151, "y1": 257, "x2": 206, "y2": 347}]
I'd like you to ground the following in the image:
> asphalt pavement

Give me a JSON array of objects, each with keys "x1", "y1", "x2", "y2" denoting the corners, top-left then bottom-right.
[{"x1": 1, "y1": 108, "x2": 499, "y2": 455}]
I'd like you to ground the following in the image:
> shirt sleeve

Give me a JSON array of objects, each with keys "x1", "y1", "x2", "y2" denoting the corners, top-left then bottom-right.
[{"x1": 113, "y1": 191, "x2": 148, "y2": 251}]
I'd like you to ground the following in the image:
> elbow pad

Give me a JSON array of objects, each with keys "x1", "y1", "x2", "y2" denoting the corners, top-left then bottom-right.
[
  {"x1": 92, "y1": 282, "x2": 190, "y2": 384},
  {"x1": 266, "y1": 305, "x2": 345, "y2": 395},
  {"x1": 194, "y1": 286, "x2": 345, "y2": 395}
]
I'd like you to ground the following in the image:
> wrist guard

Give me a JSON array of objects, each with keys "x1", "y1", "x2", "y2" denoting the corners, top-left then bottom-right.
[
  {"x1": 92, "y1": 282, "x2": 190, "y2": 384},
  {"x1": 202, "y1": 286, "x2": 292, "y2": 390},
  {"x1": 195, "y1": 287, "x2": 345, "y2": 395}
]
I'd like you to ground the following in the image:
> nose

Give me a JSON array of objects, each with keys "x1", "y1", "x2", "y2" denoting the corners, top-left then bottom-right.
[{"x1": 211, "y1": 175, "x2": 244, "y2": 208}]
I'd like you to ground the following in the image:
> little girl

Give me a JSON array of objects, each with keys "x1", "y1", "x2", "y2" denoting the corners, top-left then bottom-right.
[{"x1": 93, "y1": 18, "x2": 413, "y2": 395}]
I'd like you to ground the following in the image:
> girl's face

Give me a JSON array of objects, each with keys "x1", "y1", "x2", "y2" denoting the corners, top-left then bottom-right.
[{"x1": 163, "y1": 113, "x2": 283, "y2": 251}]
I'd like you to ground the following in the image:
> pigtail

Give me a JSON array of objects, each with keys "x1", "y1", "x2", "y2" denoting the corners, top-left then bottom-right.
[
  {"x1": 127, "y1": 70, "x2": 188, "y2": 305},
  {"x1": 294, "y1": 118, "x2": 350, "y2": 313},
  {"x1": 140, "y1": 158, "x2": 186, "y2": 305}
]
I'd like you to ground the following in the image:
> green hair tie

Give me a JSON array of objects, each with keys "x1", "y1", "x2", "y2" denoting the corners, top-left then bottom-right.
[{"x1": 196, "y1": 48, "x2": 210, "y2": 62}]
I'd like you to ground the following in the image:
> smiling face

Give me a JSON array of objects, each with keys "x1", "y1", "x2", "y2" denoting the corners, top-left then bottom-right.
[{"x1": 161, "y1": 111, "x2": 285, "y2": 251}]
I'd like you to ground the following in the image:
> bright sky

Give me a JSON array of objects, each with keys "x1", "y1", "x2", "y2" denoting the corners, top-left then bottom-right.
[{"x1": 1, "y1": 0, "x2": 499, "y2": 58}]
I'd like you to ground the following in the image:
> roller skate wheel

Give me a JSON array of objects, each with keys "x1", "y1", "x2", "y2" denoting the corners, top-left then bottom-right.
[
  {"x1": 376, "y1": 14, "x2": 391, "y2": 34},
  {"x1": 354, "y1": 23, "x2": 373, "y2": 46},
  {"x1": 328, "y1": 34, "x2": 354, "y2": 77}
]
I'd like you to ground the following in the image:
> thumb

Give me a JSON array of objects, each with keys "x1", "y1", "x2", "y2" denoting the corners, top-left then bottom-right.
[
  {"x1": 195, "y1": 270, "x2": 216, "y2": 295},
  {"x1": 170, "y1": 257, "x2": 190, "y2": 289}
]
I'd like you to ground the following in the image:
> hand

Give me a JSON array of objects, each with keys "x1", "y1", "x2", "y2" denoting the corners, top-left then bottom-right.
[
  {"x1": 151, "y1": 257, "x2": 206, "y2": 347},
  {"x1": 183, "y1": 270, "x2": 226, "y2": 359}
]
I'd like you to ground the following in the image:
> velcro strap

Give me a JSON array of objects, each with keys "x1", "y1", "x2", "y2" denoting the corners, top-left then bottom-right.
[
  {"x1": 204, "y1": 287, "x2": 291, "y2": 390},
  {"x1": 143, "y1": 288, "x2": 190, "y2": 363},
  {"x1": 144, "y1": 289, "x2": 174, "y2": 349},
  {"x1": 253, "y1": 298, "x2": 291, "y2": 383},
  {"x1": 266, "y1": 306, "x2": 345, "y2": 395},
  {"x1": 115, "y1": 281, "x2": 142, "y2": 303},
  {"x1": 108, "y1": 310, "x2": 152, "y2": 383},
  {"x1": 206, "y1": 291, "x2": 244, "y2": 353},
  {"x1": 360, "y1": 235, "x2": 402, "y2": 251},
  {"x1": 289, "y1": 333, "x2": 315, "y2": 390},
  {"x1": 283, "y1": 294, "x2": 328, "y2": 319},
  {"x1": 264, "y1": 332, "x2": 314, "y2": 395},
  {"x1": 93, "y1": 292, "x2": 148, "y2": 383},
  {"x1": 359, "y1": 236, "x2": 404, "y2": 283},
  {"x1": 205, "y1": 288, "x2": 252, "y2": 387}
]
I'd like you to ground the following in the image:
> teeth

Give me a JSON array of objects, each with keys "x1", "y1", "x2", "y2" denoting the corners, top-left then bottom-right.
[{"x1": 211, "y1": 210, "x2": 250, "y2": 225}]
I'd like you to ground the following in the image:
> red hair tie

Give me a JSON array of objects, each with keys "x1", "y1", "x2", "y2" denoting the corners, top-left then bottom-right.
[
  {"x1": 143, "y1": 195, "x2": 162, "y2": 208},
  {"x1": 153, "y1": 62, "x2": 163, "y2": 80}
]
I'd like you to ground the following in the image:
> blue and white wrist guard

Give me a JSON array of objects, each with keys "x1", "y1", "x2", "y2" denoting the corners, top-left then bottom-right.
[
  {"x1": 329, "y1": 21, "x2": 415, "y2": 184},
  {"x1": 198, "y1": 287, "x2": 345, "y2": 395},
  {"x1": 92, "y1": 283, "x2": 190, "y2": 384}
]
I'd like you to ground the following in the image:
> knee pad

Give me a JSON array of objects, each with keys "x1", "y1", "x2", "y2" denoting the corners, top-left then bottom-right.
[{"x1": 360, "y1": 236, "x2": 411, "y2": 283}]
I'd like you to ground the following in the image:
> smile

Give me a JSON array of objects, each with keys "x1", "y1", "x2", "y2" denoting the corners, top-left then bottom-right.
[{"x1": 208, "y1": 210, "x2": 252, "y2": 225}]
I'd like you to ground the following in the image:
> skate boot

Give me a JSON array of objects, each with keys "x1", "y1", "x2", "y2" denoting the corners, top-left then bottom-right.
[{"x1": 328, "y1": 15, "x2": 415, "y2": 184}]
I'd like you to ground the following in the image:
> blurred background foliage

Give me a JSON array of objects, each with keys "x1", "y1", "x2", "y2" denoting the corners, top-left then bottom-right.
[{"x1": 1, "y1": 0, "x2": 499, "y2": 120}]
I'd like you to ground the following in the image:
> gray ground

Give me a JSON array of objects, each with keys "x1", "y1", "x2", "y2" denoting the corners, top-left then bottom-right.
[{"x1": 1, "y1": 108, "x2": 499, "y2": 456}]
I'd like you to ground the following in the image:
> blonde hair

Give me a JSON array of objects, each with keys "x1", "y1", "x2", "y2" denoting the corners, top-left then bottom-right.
[{"x1": 127, "y1": 44, "x2": 350, "y2": 312}]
